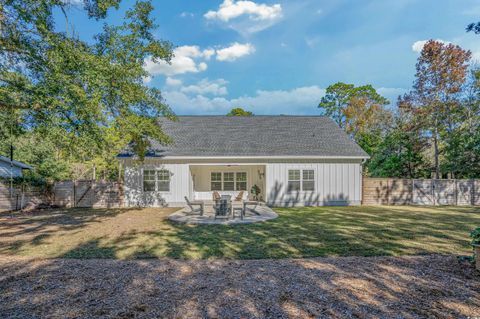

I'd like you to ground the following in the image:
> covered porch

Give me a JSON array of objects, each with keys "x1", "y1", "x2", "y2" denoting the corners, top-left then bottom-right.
[{"x1": 189, "y1": 164, "x2": 266, "y2": 202}]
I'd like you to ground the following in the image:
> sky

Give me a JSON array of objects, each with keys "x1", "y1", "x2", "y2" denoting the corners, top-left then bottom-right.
[{"x1": 61, "y1": 0, "x2": 480, "y2": 115}]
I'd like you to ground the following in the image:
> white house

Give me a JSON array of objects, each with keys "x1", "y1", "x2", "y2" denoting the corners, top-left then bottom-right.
[
  {"x1": 0, "y1": 155, "x2": 32, "y2": 178},
  {"x1": 118, "y1": 116, "x2": 369, "y2": 207}
]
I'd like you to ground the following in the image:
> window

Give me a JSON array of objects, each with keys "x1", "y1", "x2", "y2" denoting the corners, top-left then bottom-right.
[
  {"x1": 157, "y1": 170, "x2": 170, "y2": 192},
  {"x1": 143, "y1": 169, "x2": 171, "y2": 192},
  {"x1": 143, "y1": 170, "x2": 156, "y2": 192},
  {"x1": 302, "y1": 170, "x2": 315, "y2": 191},
  {"x1": 236, "y1": 172, "x2": 247, "y2": 191},
  {"x1": 211, "y1": 172, "x2": 222, "y2": 191},
  {"x1": 287, "y1": 170, "x2": 301, "y2": 192},
  {"x1": 288, "y1": 169, "x2": 315, "y2": 192},
  {"x1": 210, "y1": 172, "x2": 247, "y2": 191},
  {"x1": 223, "y1": 172, "x2": 235, "y2": 191}
]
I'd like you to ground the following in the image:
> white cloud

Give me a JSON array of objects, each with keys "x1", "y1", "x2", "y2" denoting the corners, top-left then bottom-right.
[
  {"x1": 472, "y1": 51, "x2": 480, "y2": 63},
  {"x1": 412, "y1": 39, "x2": 450, "y2": 53},
  {"x1": 205, "y1": 0, "x2": 282, "y2": 22},
  {"x1": 163, "y1": 85, "x2": 326, "y2": 115},
  {"x1": 216, "y1": 43, "x2": 255, "y2": 61},
  {"x1": 144, "y1": 45, "x2": 211, "y2": 77},
  {"x1": 202, "y1": 49, "x2": 216, "y2": 60},
  {"x1": 144, "y1": 42, "x2": 255, "y2": 79},
  {"x1": 142, "y1": 76, "x2": 152, "y2": 84},
  {"x1": 180, "y1": 12, "x2": 195, "y2": 18},
  {"x1": 62, "y1": 0, "x2": 83, "y2": 5},
  {"x1": 163, "y1": 84, "x2": 407, "y2": 115},
  {"x1": 204, "y1": 0, "x2": 282, "y2": 34},
  {"x1": 166, "y1": 77, "x2": 182, "y2": 86},
  {"x1": 181, "y1": 79, "x2": 229, "y2": 96}
]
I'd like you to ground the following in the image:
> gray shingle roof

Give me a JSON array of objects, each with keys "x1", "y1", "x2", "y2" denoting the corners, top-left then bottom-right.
[
  {"x1": 0, "y1": 155, "x2": 32, "y2": 169},
  {"x1": 120, "y1": 116, "x2": 369, "y2": 158}
]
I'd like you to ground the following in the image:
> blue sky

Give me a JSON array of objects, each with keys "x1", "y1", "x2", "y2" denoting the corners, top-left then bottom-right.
[{"x1": 62, "y1": 0, "x2": 480, "y2": 115}]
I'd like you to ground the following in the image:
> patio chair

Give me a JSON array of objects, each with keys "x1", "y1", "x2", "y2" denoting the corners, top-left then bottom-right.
[
  {"x1": 214, "y1": 197, "x2": 231, "y2": 219},
  {"x1": 233, "y1": 191, "x2": 244, "y2": 202},
  {"x1": 212, "y1": 191, "x2": 221, "y2": 201},
  {"x1": 184, "y1": 196, "x2": 204, "y2": 216}
]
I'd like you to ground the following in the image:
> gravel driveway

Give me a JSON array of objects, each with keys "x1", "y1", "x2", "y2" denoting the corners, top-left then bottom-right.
[{"x1": 0, "y1": 254, "x2": 479, "y2": 318}]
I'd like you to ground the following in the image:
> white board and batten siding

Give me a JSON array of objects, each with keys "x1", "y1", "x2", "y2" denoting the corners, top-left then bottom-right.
[
  {"x1": 122, "y1": 158, "x2": 363, "y2": 208},
  {"x1": 124, "y1": 163, "x2": 191, "y2": 207},
  {"x1": 265, "y1": 162, "x2": 362, "y2": 206}
]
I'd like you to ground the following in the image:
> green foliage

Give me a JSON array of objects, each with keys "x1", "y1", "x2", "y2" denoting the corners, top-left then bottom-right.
[
  {"x1": 318, "y1": 82, "x2": 389, "y2": 129},
  {"x1": 318, "y1": 82, "x2": 393, "y2": 172},
  {"x1": 320, "y1": 43, "x2": 479, "y2": 179},
  {"x1": 441, "y1": 69, "x2": 480, "y2": 178},
  {"x1": 250, "y1": 184, "x2": 261, "y2": 200},
  {"x1": 0, "y1": 0, "x2": 176, "y2": 180},
  {"x1": 0, "y1": 174, "x2": 47, "y2": 187},
  {"x1": 366, "y1": 120, "x2": 428, "y2": 178},
  {"x1": 226, "y1": 107, "x2": 254, "y2": 116},
  {"x1": 471, "y1": 227, "x2": 480, "y2": 246},
  {"x1": 400, "y1": 41, "x2": 472, "y2": 178}
]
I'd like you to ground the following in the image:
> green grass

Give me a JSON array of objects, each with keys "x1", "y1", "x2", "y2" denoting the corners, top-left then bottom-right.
[{"x1": 1, "y1": 206, "x2": 479, "y2": 259}]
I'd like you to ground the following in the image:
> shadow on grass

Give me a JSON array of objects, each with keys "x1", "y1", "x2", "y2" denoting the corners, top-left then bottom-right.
[{"x1": 1, "y1": 205, "x2": 480, "y2": 259}]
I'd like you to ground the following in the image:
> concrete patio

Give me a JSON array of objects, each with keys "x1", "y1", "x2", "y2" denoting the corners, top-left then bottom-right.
[{"x1": 168, "y1": 202, "x2": 278, "y2": 225}]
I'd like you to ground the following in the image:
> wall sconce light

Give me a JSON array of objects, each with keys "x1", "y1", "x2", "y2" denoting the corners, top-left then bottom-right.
[{"x1": 258, "y1": 169, "x2": 265, "y2": 180}]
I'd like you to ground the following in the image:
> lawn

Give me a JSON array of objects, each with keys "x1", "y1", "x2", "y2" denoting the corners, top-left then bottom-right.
[{"x1": 0, "y1": 206, "x2": 479, "y2": 259}]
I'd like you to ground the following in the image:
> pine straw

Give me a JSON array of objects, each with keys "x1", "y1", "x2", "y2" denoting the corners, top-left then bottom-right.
[{"x1": 0, "y1": 254, "x2": 479, "y2": 318}]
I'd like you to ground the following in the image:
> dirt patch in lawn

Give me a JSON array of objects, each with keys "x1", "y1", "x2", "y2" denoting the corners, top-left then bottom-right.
[{"x1": 0, "y1": 254, "x2": 479, "y2": 318}]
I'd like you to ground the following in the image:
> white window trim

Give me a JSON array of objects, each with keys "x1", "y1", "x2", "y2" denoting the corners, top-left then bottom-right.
[
  {"x1": 210, "y1": 171, "x2": 248, "y2": 191},
  {"x1": 142, "y1": 168, "x2": 172, "y2": 193},
  {"x1": 287, "y1": 168, "x2": 316, "y2": 193}
]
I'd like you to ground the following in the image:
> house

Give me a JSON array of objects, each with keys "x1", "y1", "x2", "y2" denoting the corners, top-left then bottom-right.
[
  {"x1": 0, "y1": 155, "x2": 32, "y2": 178},
  {"x1": 118, "y1": 116, "x2": 369, "y2": 207}
]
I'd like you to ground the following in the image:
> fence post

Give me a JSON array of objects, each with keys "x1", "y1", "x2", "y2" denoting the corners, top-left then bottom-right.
[
  {"x1": 454, "y1": 179, "x2": 458, "y2": 206},
  {"x1": 473, "y1": 179, "x2": 476, "y2": 206},
  {"x1": 73, "y1": 180, "x2": 76, "y2": 208},
  {"x1": 20, "y1": 184, "x2": 25, "y2": 210},
  {"x1": 387, "y1": 179, "x2": 391, "y2": 205},
  {"x1": 411, "y1": 179, "x2": 415, "y2": 205},
  {"x1": 432, "y1": 179, "x2": 436, "y2": 206}
]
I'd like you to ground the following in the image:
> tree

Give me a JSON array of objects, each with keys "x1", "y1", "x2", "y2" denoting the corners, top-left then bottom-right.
[
  {"x1": 318, "y1": 82, "x2": 391, "y2": 155},
  {"x1": 442, "y1": 68, "x2": 480, "y2": 177},
  {"x1": 0, "y1": 0, "x2": 175, "y2": 169},
  {"x1": 400, "y1": 40, "x2": 471, "y2": 178},
  {"x1": 318, "y1": 83, "x2": 389, "y2": 129},
  {"x1": 467, "y1": 22, "x2": 480, "y2": 34},
  {"x1": 226, "y1": 107, "x2": 253, "y2": 116},
  {"x1": 367, "y1": 110, "x2": 428, "y2": 178}
]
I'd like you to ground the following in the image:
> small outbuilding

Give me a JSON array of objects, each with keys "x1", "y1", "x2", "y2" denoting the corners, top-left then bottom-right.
[{"x1": 0, "y1": 155, "x2": 33, "y2": 178}]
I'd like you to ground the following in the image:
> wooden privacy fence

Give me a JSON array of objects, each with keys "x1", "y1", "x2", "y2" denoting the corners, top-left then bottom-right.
[
  {"x1": 363, "y1": 178, "x2": 480, "y2": 206},
  {"x1": 0, "y1": 183, "x2": 46, "y2": 212},
  {"x1": 0, "y1": 180, "x2": 123, "y2": 212},
  {"x1": 53, "y1": 180, "x2": 124, "y2": 208}
]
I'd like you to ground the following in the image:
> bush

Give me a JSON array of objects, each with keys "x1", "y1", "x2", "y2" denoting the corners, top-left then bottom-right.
[{"x1": 471, "y1": 227, "x2": 480, "y2": 246}]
